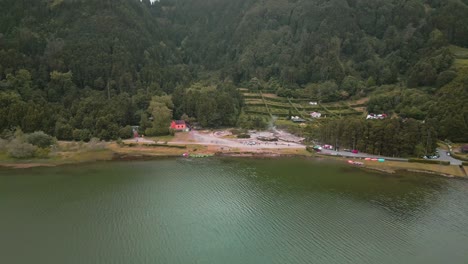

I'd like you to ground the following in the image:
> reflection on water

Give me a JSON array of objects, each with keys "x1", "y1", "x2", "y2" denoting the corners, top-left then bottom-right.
[{"x1": 1, "y1": 158, "x2": 468, "y2": 264}]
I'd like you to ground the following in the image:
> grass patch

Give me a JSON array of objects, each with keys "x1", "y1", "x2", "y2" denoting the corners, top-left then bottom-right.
[
  {"x1": 64, "y1": 149, "x2": 114, "y2": 162},
  {"x1": 147, "y1": 135, "x2": 175, "y2": 142},
  {"x1": 454, "y1": 59, "x2": 468, "y2": 68},
  {"x1": 450, "y1": 45, "x2": 468, "y2": 59},
  {"x1": 330, "y1": 157, "x2": 466, "y2": 177},
  {"x1": 450, "y1": 45, "x2": 468, "y2": 68},
  {"x1": 0, "y1": 152, "x2": 12, "y2": 161}
]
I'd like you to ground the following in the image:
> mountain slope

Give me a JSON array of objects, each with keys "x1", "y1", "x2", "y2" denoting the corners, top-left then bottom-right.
[{"x1": 0, "y1": 0, "x2": 466, "y2": 141}]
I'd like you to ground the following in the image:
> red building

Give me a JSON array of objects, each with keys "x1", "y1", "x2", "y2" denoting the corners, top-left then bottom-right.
[{"x1": 170, "y1": 120, "x2": 187, "y2": 131}]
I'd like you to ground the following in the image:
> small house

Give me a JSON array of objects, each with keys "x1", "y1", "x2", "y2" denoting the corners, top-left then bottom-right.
[
  {"x1": 291, "y1": 116, "x2": 306, "y2": 123},
  {"x1": 366, "y1": 113, "x2": 387, "y2": 120},
  {"x1": 310, "y1": 112, "x2": 321, "y2": 118},
  {"x1": 170, "y1": 120, "x2": 188, "y2": 131}
]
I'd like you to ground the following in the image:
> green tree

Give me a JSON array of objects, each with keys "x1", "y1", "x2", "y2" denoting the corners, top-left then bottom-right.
[
  {"x1": 26, "y1": 131, "x2": 56, "y2": 148},
  {"x1": 146, "y1": 95, "x2": 173, "y2": 136}
]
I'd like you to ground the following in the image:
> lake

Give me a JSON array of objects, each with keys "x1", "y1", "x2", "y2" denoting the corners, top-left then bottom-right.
[{"x1": 1, "y1": 158, "x2": 468, "y2": 264}]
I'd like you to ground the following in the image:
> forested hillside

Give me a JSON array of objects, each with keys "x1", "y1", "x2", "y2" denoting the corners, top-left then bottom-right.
[{"x1": 0, "y1": 0, "x2": 467, "y2": 142}]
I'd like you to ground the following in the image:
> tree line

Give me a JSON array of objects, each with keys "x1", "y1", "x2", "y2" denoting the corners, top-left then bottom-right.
[{"x1": 312, "y1": 118, "x2": 438, "y2": 158}]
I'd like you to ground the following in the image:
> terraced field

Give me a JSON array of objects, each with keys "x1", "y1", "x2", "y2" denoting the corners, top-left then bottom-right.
[{"x1": 242, "y1": 91, "x2": 366, "y2": 121}]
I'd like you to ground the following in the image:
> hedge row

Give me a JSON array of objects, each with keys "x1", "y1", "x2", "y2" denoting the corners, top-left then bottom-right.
[
  {"x1": 262, "y1": 96, "x2": 289, "y2": 103},
  {"x1": 265, "y1": 104, "x2": 292, "y2": 110},
  {"x1": 306, "y1": 146, "x2": 315, "y2": 153},
  {"x1": 243, "y1": 95, "x2": 262, "y2": 99},
  {"x1": 321, "y1": 105, "x2": 352, "y2": 110},
  {"x1": 408, "y1": 158, "x2": 450, "y2": 165},
  {"x1": 330, "y1": 112, "x2": 362, "y2": 116},
  {"x1": 451, "y1": 153, "x2": 468, "y2": 162},
  {"x1": 244, "y1": 110, "x2": 272, "y2": 116},
  {"x1": 350, "y1": 103, "x2": 366, "y2": 107},
  {"x1": 124, "y1": 143, "x2": 186, "y2": 149},
  {"x1": 263, "y1": 97, "x2": 311, "y2": 103}
]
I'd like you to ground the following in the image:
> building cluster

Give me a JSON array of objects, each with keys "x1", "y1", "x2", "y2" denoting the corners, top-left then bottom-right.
[{"x1": 366, "y1": 113, "x2": 387, "y2": 120}]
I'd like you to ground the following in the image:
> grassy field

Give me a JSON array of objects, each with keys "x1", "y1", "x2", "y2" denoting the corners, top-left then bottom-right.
[
  {"x1": 454, "y1": 60, "x2": 468, "y2": 68},
  {"x1": 109, "y1": 143, "x2": 195, "y2": 157},
  {"x1": 450, "y1": 45, "x2": 468, "y2": 58},
  {"x1": 244, "y1": 99, "x2": 264, "y2": 104},
  {"x1": 0, "y1": 146, "x2": 115, "y2": 168},
  {"x1": 367, "y1": 160, "x2": 465, "y2": 177},
  {"x1": 327, "y1": 156, "x2": 466, "y2": 177},
  {"x1": 146, "y1": 135, "x2": 175, "y2": 142},
  {"x1": 450, "y1": 45, "x2": 468, "y2": 68}
]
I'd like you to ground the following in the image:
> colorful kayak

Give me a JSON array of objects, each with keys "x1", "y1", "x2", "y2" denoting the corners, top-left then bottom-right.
[{"x1": 347, "y1": 160, "x2": 363, "y2": 166}]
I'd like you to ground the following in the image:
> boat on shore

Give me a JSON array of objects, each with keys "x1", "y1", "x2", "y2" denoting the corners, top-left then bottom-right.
[{"x1": 347, "y1": 160, "x2": 364, "y2": 166}]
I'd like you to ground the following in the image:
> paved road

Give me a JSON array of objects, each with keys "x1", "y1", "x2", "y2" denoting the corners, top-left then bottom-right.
[
  {"x1": 435, "y1": 148, "x2": 463, "y2": 165},
  {"x1": 320, "y1": 148, "x2": 463, "y2": 165},
  {"x1": 319, "y1": 149, "x2": 408, "y2": 161}
]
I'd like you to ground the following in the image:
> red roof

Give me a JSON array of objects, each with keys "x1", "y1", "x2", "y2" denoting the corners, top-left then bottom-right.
[{"x1": 173, "y1": 120, "x2": 186, "y2": 125}]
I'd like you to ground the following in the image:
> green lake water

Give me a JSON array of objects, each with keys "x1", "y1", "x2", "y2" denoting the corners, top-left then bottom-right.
[{"x1": 1, "y1": 158, "x2": 468, "y2": 264}]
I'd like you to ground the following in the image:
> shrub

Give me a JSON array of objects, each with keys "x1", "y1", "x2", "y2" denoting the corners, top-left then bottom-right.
[
  {"x1": 118, "y1": 126, "x2": 133, "y2": 139},
  {"x1": 0, "y1": 138, "x2": 8, "y2": 151},
  {"x1": 55, "y1": 123, "x2": 73, "y2": 140},
  {"x1": 237, "y1": 133, "x2": 250, "y2": 138},
  {"x1": 97, "y1": 123, "x2": 119, "y2": 140},
  {"x1": 116, "y1": 138, "x2": 124, "y2": 147},
  {"x1": 35, "y1": 148, "x2": 50, "y2": 158},
  {"x1": 230, "y1": 129, "x2": 240, "y2": 135},
  {"x1": 26, "y1": 131, "x2": 56, "y2": 148},
  {"x1": 451, "y1": 153, "x2": 468, "y2": 162},
  {"x1": 7, "y1": 139, "x2": 37, "y2": 158},
  {"x1": 87, "y1": 138, "x2": 106, "y2": 150},
  {"x1": 408, "y1": 158, "x2": 450, "y2": 165},
  {"x1": 0, "y1": 129, "x2": 14, "y2": 140},
  {"x1": 72, "y1": 129, "x2": 92, "y2": 142},
  {"x1": 145, "y1": 128, "x2": 157, "y2": 136},
  {"x1": 436, "y1": 70, "x2": 457, "y2": 88}
]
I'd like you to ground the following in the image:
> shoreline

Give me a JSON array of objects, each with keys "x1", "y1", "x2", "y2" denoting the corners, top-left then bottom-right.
[
  {"x1": 0, "y1": 147, "x2": 466, "y2": 179},
  {"x1": 1, "y1": 128, "x2": 466, "y2": 178}
]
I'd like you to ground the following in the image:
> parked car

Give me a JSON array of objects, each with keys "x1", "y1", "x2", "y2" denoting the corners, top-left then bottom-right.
[
  {"x1": 424, "y1": 155, "x2": 440, "y2": 159},
  {"x1": 351, "y1": 149, "x2": 359, "y2": 154}
]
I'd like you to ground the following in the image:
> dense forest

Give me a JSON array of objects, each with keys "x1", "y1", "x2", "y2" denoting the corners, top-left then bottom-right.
[{"x1": 0, "y1": 0, "x2": 467, "y2": 143}]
